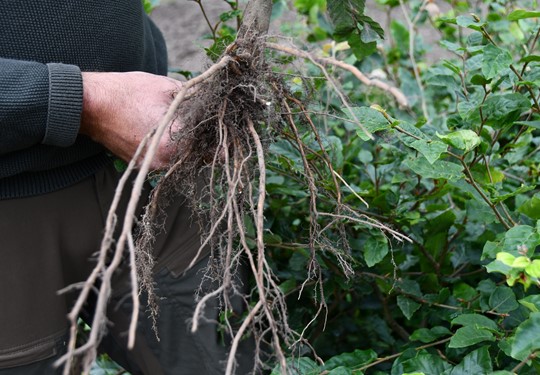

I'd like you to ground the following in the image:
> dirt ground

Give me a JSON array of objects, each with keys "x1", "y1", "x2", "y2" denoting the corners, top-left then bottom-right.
[{"x1": 150, "y1": 0, "x2": 450, "y2": 73}]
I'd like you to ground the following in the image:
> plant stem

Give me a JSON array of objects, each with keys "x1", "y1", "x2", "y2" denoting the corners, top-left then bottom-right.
[
  {"x1": 510, "y1": 65, "x2": 540, "y2": 111},
  {"x1": 266, "y1": 42, "x2": 409, "y2": 107},
  {"x1": 399, "y1": 0, "x2": 430, "y2": 120},
  {"x1": 511, "y1": 351, "x2": 538, "y2": 373},
  {"x1": 194, "y1": 0, "x2": 216, "y2": 40},
  {"x1": 357, "y1": 337, "x2": 452, "y2": 372},
  {"x1": 521, "y1": 26, "x2": 540, "y2": 76},
  {"x1": 458, "y1": 158, "x2": 512, "y2": 230}
]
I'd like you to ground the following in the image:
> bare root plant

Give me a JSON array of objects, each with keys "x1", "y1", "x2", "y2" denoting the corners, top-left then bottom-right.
[{"x1": 56, "y1": 1, "x2": 411, "y2": 374}]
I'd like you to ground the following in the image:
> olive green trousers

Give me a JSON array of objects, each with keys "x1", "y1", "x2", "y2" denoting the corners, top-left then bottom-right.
[{"x1": 0, "y1": 163, "x2": 255, "y2": 374}]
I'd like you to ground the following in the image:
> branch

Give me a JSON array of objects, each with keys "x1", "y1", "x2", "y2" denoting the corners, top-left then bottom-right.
[
  {"x1": 266, "y1": 42, "x2": 409, "y2": 108},
  {"x1": 399, "y1": 0, "x2": 429, "y2": 120}
]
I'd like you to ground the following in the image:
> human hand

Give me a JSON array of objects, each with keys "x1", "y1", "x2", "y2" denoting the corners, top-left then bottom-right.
[{"x1": 80, "y1": 71, "x2": 183, "y2": 170}]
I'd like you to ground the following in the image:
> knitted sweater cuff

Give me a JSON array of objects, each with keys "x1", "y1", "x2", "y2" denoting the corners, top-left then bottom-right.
[{"x1": 43, "y1": 63, "x2": 83, "y2": 147}]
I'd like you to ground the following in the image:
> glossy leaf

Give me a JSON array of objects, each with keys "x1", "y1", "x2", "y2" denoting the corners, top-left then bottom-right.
[
  {"x1": 448, "y1": 326, "x2": 495, "y2": 348},
  {"x1": 482, "y1": 45, "x2": 513, "y2": 80},
  {"x1": 347, "y1": 107, "x2": 391, "y2": 140},
  {"x1": 404, "y1": 157, "x2": 463, "y2": 181},
  {"x1": 437, "y1": 130, "x2": 481, "y2": 153},
  {"x1": 449, "y1": 346, "x2": 492, "y2": 375},
  {"x1": 323, "y1": 349, "x2": 377, "y2": 370},
  {"x1": 409, "y1": 139, "x2": 447, "y2": 164},
  {"x1": 400, "y1": 351, "x2": 452, "y2": 374},
  {"x1": 489, "y1": 286, "x2": 519, "y2": 313},
  {"x1": 510, "y1": 312, "x2": 540, "y2": 360},
  {"x1": 519, "y1": 295, "x2": 540, "y2": 313},
  {"x1": 508, "y1": 9, "x2": 540, "y2": 20},
  {"x1": 410, "y1": 326, "x2": 451, "y2": 343},
  {"x1": 363, "y1": 236, "x2": 389, "y2": 267},
  {"x1": 397, "y1": 296, "x2": 421, "y2": 320},
  {"x1": 451, "y1": 313, "x2": 498, "y2": 331}
]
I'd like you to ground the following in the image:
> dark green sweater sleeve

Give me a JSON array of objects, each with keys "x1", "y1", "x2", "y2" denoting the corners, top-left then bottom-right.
[{"x1": 0, "y1": 58, "x2": 83, "y2": 155}]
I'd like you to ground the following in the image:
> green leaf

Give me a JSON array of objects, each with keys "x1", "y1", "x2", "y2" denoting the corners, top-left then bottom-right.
[
  {"x1": 328, "y1": 0, "x2": 366, "y2": 37},
  {"x1": 294, "y1": 0, "x2": 325, "y2": 14},
  {"x1": 409, "y1": 139, "x2": 447, "y2": 164},
  {"x1": 492, "y1": 184, "x2": 536, "y2": 203},
  {"x1": 457, "y1": 97, "x2": 481, "y2": 123},
  {"x1": 358, "y1": 14, "x2": 385, "y2": 40},
  {"x1": 485, "y1": 259, "x2": 512, "y2": 276},
  {"x1": 512, "y1": 256, "x2": 531, "y2": 268},
  {"x1": 437, "y1": 130, "x2": 481, "y2": 153},
  {"x1": 525, "y1": 259, "x2": 540, "y2": 278},
  {"x1": 347, "y1": 107, "x2": 391, "y2": 140},
  {"x1": 142, "y1": 0, "x2": 159, "y2": 14},
  {"x1": 271, "y1": 357, "x2": 320, "y2": 375},
  {"x1": 514, "y1": 120, "x2": 540, "y2": 130},
  {"x1": 323, "y1": 349, "x2": 377, "y2": 370},
  {"x1": 520, "y1": 55, "x2": 540, "y2": 63},
  {"x1": 219, "y1": 9, "x2": 242, "y2": 22},
  {"x1": 502, "y1": 225, "x2": 540, "y2": 257},
  {"x1": 397, "y1": 296, "x2": 421, "y2": 320},
  {"x1": 470, "y1": 74, "x2": 491, "y2": 86},
  {"x1": 451, "y1": 313, "x2": 498, "y2": 331},
  {"x1": 482, "y1": 45, "x2": 512, "y2": 80},
  {"x1": 483, "y1": 93, "x2": 532, "y2": 127},
  {"x1": 363, "y1": 236, "x2": 389, "y2": 267},
  {"x1": 456, "y1": 15, "x2": 485, "y2": 31},
  {"x1": 400, "y1": 351, "x2": 452, "y2": 374},
  {"x1": 398, "y1": 280, "x2": 423, "y2": 298},
  {"x1": 450, "y1": 346, "x2": 492, "y2": 375},
  {"x1": 519, "y1": 295, "x2": 540, "y2": 313},
  {"x1": 496, "y1": 252, "x2": 516, "y2": 267},
  {"x1": 510, "y1": 312, "x2": 540, "y2": 360},
  {"x1": 448, "y1": 326, "x2": 495, "y2": 348},
  {"x1": 489, "y1": 286, "x2": 519, "y2": 313},
  {"x1": 327, "y1": 0, "x2": 383, "y2": 59},
  {"x1": 440, "y1": 41, "x2": 465, "y2": 56},
  {"x1": 508, "y1": 9, "x2": 540, "y2": 21},
  {"x1": 390, "y1": 20, "x2": 409, "y2": 49},
  {"x1": 348, "y1": 31, "x2": 377, "y2": 59},
  {"x1": 113, "y1": 158, "x2": 128, "y2": 172},
  {"x1": 328, "y1": 367, "x2": 352, "y2": 375},
  {"x1": 404, "y1": 157, "x2": 464, "y2": 181},
  {"x1": 410, "y1": 326, "x2": 452, "y2": 343}
]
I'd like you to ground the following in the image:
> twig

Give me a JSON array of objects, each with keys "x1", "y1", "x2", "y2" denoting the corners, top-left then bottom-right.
[
  {"x1": 511, "y1": 351, "x2": 538, "y2": 373},
  {"x1": 266, "y1": 42, "x2": 409, "y2": 108},
  {"x1": 357, "y1": 337, "x2": 452, "y2": 372},
  {"x1": 399, "y1": 0, "x2": 429, "y2": 120}
]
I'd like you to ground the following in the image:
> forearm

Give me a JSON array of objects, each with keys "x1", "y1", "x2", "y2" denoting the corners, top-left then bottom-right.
[{"x1": 0, "y1": 58, "x2": 82, "y2": 155}]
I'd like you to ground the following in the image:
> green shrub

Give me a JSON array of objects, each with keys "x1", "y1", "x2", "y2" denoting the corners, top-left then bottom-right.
[{"x1": 265, "y1": 0, "x2": 540, "y2": 373}]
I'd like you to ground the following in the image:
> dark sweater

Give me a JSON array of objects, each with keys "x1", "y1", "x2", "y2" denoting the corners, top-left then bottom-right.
[{"x1": 0, "y1": 1, "x2": 168, "y2": 199}]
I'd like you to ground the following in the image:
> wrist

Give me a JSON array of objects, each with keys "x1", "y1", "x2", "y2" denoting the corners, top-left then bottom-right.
[{"x1": 80, "y1": 72, "x2": 109, "y2": 140}]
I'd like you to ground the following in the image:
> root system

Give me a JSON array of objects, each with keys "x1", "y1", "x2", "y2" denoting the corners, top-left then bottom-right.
[{"x1": 56, "y1": 2, "x2": 411, "y2": 372}]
